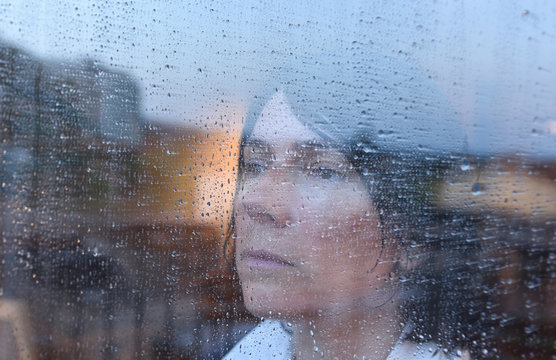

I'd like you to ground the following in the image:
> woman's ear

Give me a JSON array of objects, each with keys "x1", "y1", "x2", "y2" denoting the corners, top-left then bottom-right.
[{"x1": 396, "y1": 239, "x2": 423, "y2": 276}]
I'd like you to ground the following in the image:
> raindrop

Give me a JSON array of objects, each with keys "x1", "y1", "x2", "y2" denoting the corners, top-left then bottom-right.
[
  {"x1": 471, "y1": 182, "x2": 483, "y2": 196},
  {"x1": 460, "y1": 158, "x2": 471, "y2": 171}
]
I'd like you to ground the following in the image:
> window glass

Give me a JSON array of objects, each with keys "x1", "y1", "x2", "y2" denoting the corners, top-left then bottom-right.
[{"x1": 0, "y1": 1, "x2": 554, "y2": 359}]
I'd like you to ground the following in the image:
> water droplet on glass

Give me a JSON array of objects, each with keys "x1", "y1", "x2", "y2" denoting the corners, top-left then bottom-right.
[
  {"x1": 472, "y1": 182, "x2": 483, "y2": 196},
  {"x1": 460, "y1": 158, "x2": 471, "y2": 171}
]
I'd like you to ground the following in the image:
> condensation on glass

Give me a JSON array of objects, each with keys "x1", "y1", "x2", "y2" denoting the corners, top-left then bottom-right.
[{"x1": 0, "y1": 1, "x2": 554, "y2": 359}]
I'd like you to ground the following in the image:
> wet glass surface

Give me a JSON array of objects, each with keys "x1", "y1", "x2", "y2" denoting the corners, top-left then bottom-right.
[{"x1": 0, "y1": 1, "x2": 554, "y2": 359}]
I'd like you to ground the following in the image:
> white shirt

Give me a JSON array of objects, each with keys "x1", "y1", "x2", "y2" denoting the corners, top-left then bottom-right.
[{"x1": 223, "y1": 319, "x2": 471, "y2": 360}]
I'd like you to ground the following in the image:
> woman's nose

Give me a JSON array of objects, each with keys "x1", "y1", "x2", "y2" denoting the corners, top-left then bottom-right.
[{"x1": 241, "y1": 167, "x2": 295, "y2": 228}]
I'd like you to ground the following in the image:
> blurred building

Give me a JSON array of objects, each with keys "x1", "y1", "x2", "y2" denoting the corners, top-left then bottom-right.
[
  {"x1": 436, "y1": 156, "x2": 556, "y2": 358},
  {"x1": 0, "y1": 42, "x2": 250, "y2": 359},
  {"x1": 0, "y1": 43, "x2": 144, "y2": 359},
  {"x1": 0, "y1": 41, "x2": 143, "y2": 247}
]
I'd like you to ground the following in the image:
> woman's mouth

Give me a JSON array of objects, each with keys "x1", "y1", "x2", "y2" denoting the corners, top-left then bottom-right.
[{"x1": 241, "y1": 249, "x2": 295, "y2": 269}]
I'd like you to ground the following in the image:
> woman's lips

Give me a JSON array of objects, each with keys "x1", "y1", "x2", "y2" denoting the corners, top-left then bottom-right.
[{"x1": 241, "y1": 249, "x2": 295, "y2": 269}]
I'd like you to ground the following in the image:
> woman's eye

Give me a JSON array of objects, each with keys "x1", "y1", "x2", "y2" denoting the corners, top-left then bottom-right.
[
  {"x1": 244, "y1": 161, "x2": 266, "y2": 175},
  {"x1": 309, "y1": 166, "x2": 343, "y2": 180}
]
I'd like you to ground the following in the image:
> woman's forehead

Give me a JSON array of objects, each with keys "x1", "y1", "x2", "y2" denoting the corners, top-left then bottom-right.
[{"x1": 249, "y1": 91, "x2": 324, "y2": 147}]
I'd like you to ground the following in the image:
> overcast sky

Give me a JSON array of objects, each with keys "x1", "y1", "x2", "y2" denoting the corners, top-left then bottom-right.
[{"x1": 0, "y1": 0, "x2": 555, "y2": 158}]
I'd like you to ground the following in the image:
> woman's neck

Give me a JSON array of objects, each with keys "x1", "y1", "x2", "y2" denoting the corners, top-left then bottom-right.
[{"x1": 291, "y1": 301, "x2": 402, "y2": 360}]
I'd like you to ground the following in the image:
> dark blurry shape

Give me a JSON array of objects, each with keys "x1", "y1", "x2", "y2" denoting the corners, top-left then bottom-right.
[
  {"x1": 0, "y1": 41, "x2": 143, "y2": 252},
  {"x1": 0, "y1": 42, "x2": 143, "y2": 359},
  {"x1": 437, "y1": 156, "x2": 556, "y2": 359}
]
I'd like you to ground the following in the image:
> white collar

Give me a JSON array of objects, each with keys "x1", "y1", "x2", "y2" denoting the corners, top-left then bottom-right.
[{"x1": 223, "y1": 319, "x2": 470, "y2": 360}]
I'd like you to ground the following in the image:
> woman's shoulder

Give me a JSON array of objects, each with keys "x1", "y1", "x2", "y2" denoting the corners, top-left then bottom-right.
[{"x1": 222, "y1": 319, "x2": 292, "y2": 360}]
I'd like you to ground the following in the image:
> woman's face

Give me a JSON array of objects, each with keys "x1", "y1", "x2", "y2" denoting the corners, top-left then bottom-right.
[{"x1": 235, "y1": 91, "x2": 396, "y2": 319}]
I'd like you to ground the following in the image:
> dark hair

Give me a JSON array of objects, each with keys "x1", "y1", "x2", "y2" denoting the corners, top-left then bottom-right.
[{"x1": 348, "y1": 136, "x2": 493, "y2": 355}]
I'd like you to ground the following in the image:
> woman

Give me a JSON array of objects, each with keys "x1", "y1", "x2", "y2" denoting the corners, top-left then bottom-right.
[{"x1": 223, "y1": 54, "x2": 489, "y2": 359}]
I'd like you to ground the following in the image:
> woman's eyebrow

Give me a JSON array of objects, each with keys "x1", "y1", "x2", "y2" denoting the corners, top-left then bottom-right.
[
  {"x1": 298, "y1": 140, "x2": 327, "y2": 150},
  {"x1": 242, "y1": 138, "x2": 271, "y2": 151}
]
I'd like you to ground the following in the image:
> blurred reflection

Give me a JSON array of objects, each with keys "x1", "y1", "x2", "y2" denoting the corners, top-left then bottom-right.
[{"x1": 438, "y1": 157, "x2": 556, "y2": 359}]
